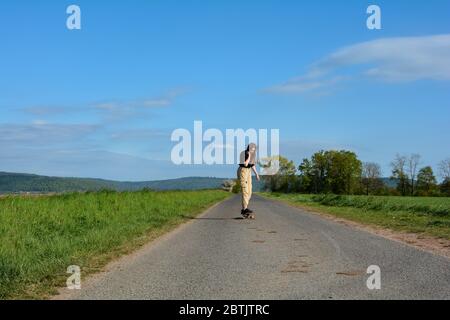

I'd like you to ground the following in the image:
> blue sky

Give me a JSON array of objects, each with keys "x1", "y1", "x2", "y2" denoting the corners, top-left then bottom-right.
[{"x1": 1, "y1": 0, "x2": 449, "y2": 180}]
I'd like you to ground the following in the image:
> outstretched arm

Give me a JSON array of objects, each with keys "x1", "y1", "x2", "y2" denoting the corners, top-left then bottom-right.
[{"x1": 252, "y1": 165, "x2": 260, "y2": 181}]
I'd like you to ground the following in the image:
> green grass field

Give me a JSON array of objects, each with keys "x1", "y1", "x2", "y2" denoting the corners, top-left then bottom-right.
[
  {"x1": 0, "y1": 190, "x2": 229, "y2": 299},
  {"x1": 262, "y1": 193, "x2": 450, "y2": 240}
]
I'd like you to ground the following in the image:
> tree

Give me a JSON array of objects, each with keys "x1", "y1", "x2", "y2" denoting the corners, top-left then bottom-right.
[
  {"x1": 416, "y1": 166, "x2": 437, "y2": 196},
  {"x1": 440, "y1": 179, "x2": 450, "y2": 197},
  {"x1": 297, "y1": 150, "x2": 362, "y2": 194},
  {"x1": 361, "y1": 162, "x2": 383, "y2": 195},
  {"x1": 438, "y1": 158, "x2": 450, "y2": 197},
  {"x1": 439, "y1": 158, "x2": 450, "y2": 181},
  {"x1": 263, "y1": 156, "x2": 297, "y2": 192},
  {"x1": 276, "y1": 156, "x2": 297, "y2": 192},
  {"x1": 390, "y1": 154, "x2": 410, "y2": 196},
  {"x1": 298, "y1": 152, "x2": 328, "y2": 193},
  {"x1": 297, "y1": 158, "x2": 314, "y2": 193},
  {"x1": 327, "y1": 150, "x2": 362, "y2": 194},
  {"x1": 406, "y1": 154, "x2": 421, "y2": 196},
  {"x1": 298, "y1": 151, "x2": 329, "y2": 193}
]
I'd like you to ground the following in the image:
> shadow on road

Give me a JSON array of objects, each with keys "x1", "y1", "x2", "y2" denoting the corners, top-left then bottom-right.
[{"x1": 182, "y1": 215, "x2": 244, "y2": 221}]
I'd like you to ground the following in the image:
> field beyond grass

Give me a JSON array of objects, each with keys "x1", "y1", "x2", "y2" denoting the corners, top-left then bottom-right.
[
  {"x1": 0, "y1": 190, "x2": 230, "y2": 299},
  {"x1": 261, "y1": 193, "x2": 450, "y2": 240}
]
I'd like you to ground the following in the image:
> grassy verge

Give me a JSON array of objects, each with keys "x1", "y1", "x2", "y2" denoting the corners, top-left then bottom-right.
[
  {"x1": 0, "y1": 189, "x2": 230, "y2": 299},
  {"x1": 261, "y1": 193, "x2": 450, "y2": 240}
]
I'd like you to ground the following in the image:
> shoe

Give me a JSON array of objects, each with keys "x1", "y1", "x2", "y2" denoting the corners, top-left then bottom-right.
[
  {"x1": 243, "y1": 209, "x2": 255, "y2": 219},
  {"x1": 241, "y1": 209, "x2": 249, "y2": 218}
]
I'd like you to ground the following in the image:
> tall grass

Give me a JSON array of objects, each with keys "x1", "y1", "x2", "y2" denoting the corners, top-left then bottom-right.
[
  {"x1": 0, "y1": 190, "x2": 229, "y2": 299},
  {"x1": 310, "y1": 194, "x2": 450, "y2": 216}
]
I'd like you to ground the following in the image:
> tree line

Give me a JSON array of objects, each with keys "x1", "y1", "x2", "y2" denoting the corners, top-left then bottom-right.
[{"x1": 262, "y1": 151, "x2": 450, "y2": 197}]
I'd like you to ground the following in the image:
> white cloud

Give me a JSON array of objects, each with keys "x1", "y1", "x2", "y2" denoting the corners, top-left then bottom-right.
[
  {"x1": 267, "y1": 34, "x2": 450, "y2": 94},
  {"x1": 92, "y1": 87, "x2": 189, "y2": 120},
  {"x1": 266, "y1": 76, "x2": 347, "y2": 94},
  {"x1": 0, "y1": 123, "x2": 98, "y2": 145},
  {"x1": 141, "y1": 99, "x2": 171, "y2": 107},
  {"x1": 20, "y1": 88, "x2": 189, "y2": 121},
  {"x1": 100, "y1": 97, "x2": 172, "y2": 110},
  {"x1": 22, "y1": 106, "x2": 75, "y2": 116},
  {"x1": 109, "y1": 128, "x2": 169, "y2": 141},
  {"x1": 31, "y1": 120, "x2": 49, "y2": 126}
]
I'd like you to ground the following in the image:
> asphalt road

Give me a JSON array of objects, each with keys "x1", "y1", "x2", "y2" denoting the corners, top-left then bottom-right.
[{"x1": 59, "y1": 195, "x2": 450, "y2": 300}]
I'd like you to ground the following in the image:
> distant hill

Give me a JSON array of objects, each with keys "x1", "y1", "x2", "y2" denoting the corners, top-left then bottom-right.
[
  {"x1": 0, "y1": 172, "x2": 232, "y2": 194},
  {"x1": 381, "y1": 177, "x2": 399, "y2": 189},
  {"x1": 0, "y1": 171, "x2": 394, "y2": 194}
]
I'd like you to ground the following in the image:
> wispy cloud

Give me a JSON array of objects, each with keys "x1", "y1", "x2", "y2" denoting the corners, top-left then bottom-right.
[
  {"x1": 21, "y1": 106, "x2": 77, "y2": 116},
  {"x1": 0, "y1": 122, "x2": 98, "y2": 145},
  {"x1": 266, "y1": 34, "x2": 450, "y2": 94},
  {"x1": 266, "y1": 76, "x2": 348, "y2": 94},
  {"x1": 0, "y1": 122, "x2": 181, "y2": 179},
  {"x1": 92, "y1": 87, "x2": 189, "y2": 119},
  {"x1": 3, "y1": 88, "x2": 191, "y2": 178},
  {"x1": 20, "y1": 87, "x2": 189, "y2": 120},
  {"x1": 109, "y1": 128, "x2": 170, "y2": 141}
]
